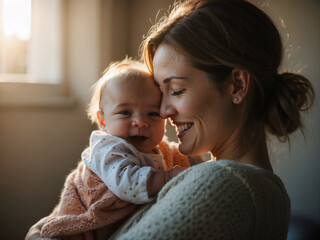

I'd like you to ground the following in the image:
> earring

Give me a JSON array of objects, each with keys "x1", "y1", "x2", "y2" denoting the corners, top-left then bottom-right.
[{"x1": 233, "y1": 97, "x2": 239, "y2": 103}]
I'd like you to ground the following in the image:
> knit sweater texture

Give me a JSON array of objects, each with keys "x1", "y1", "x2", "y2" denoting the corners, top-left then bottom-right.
[{"x1": 109, "y1": 160, "x2": 291, "y2": 240}]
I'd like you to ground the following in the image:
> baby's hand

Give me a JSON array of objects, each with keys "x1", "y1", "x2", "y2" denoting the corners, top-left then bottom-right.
[
  {"x1": 148, "y1": 166, "x2": 187, "y2": 197},
  {"x1": 170, "y1": 165, "x2": 187, "y2": 178}
]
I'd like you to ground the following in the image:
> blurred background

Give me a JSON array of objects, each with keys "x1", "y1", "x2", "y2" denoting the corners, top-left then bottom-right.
[{"x1": 0, "y1": 0, "x2": 319, "y2": 239}]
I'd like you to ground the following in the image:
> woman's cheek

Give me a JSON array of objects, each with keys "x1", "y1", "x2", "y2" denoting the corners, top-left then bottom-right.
[{"x1": 177, "y1": 98, "x2": 195, "y2": 116}]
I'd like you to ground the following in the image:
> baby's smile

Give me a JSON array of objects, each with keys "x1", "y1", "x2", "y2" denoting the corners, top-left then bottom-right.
[{"x1": 129, "y1": 135, "x2": 148, "y2": 144}]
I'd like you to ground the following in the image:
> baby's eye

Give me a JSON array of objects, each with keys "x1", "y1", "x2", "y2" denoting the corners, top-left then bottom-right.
[
  {"x1": 119, "y1": 110, "x2": 131, "y2": 116},
  {"x1": 171, "y1": 89, "x2": 185, "y2": 96},
  {"x1": 148, "y1": 112, "x2": 160, "y2": 117}
]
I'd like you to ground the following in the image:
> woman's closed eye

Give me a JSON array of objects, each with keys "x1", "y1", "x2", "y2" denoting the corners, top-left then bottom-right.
[{"x1": 170, "y1": 89, "x2": 185, "y2": 96}]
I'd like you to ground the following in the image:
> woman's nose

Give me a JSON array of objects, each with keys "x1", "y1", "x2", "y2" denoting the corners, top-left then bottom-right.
[
  {"x1": 132, "y1": 116, "x2": 148, "y2": 128},
  {"x1": 160, "y1": 97, "x2": 176, "y2": 118}
]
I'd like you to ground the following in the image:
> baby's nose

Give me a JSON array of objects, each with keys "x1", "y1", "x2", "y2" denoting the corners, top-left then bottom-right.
[{"x1": 132, "y1": 116, "x2": 148, "y2": 128}]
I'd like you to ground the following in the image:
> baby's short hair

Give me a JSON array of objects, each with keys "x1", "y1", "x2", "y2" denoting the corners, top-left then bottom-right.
[{"x1": 87, "y1": 58, "x2": 150, "y2": 125}]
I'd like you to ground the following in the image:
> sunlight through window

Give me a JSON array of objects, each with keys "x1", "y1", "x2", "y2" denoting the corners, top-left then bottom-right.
[
  {"x1": 2, "y1": 0, "x2": 31, "y2": 41},
  {"x1": 0, "y1": 0, "x2": 31, "y2": 74},
  {"x1": 0, "y1": 0, "x2": 64, "y2": 83}
]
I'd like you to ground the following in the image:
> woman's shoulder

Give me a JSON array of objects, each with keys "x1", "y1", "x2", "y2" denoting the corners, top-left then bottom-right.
[
  {"x1": 187, "y1": 159, "x2": 285, "y2": 186},
  {"x1": 159, "y1": 159, "x2": 289, "y2": 207},
  {"x1": 156, "y1": 160, "x2": 290, "y2": 239}
]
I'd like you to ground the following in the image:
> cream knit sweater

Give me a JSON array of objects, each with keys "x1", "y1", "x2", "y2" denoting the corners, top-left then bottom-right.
[{"x1": 110, "y1": 160, "x2": 290, "y2": 240}]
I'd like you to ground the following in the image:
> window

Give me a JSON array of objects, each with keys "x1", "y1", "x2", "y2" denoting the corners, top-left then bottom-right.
[
  {"x1": 0, "y1": 0, "x2": 64, "y2": 84},
  {"x1": 0, "y1": 0, "x2": 31, "y2": 76},
  {"x1": 0, "y1": 0, "x2": 71, "y2": 107}
]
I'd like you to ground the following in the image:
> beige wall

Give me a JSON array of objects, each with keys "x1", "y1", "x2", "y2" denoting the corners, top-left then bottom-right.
[
  {"x1": 262, "y1": 0, "x2": 320, "y2": 224},
  {"x1": 0, "y1": 0, "x2": 319, "y2": 239}
]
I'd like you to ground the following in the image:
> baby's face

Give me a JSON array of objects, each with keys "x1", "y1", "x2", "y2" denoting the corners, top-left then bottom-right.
[{"x1": 101, "y1": 74, "x2": 165, "y2": 153}]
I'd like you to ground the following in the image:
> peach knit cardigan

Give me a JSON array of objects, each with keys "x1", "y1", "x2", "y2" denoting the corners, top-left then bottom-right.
[{"x1": 41, "y1": 140, "x2": 189, "y2": 240}]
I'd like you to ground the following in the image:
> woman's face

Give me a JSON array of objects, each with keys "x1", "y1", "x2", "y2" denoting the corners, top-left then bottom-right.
[{"x1": 153, "y1": 43, "x2": 237, "y2": 156}]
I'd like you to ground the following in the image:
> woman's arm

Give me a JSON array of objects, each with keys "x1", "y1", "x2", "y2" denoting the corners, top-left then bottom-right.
[
  {"x1": 25, "y1": 216, "x2": 60, "y2": 240},
  {"x1": 25, "y1": 216, "x2": 46, "y2": 240},
  {"x1": 25, "y1": 204, "x2": 61, "y2": 240}
]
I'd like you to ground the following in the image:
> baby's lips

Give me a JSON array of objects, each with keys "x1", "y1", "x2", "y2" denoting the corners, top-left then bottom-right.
[{"x1": 130, "y1": 135, "x2": 147, "y2": 140}]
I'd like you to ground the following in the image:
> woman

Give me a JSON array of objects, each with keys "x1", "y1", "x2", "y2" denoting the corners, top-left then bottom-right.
[
  {"x1": 109, "y1": 0, "x2": 314, "y2": 239},
  {"x1": 26, "y1": 0, "x2": 314, "y2": 239}
]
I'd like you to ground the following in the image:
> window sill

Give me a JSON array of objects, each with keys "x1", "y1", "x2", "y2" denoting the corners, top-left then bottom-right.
[
  {"x1": 0, "y1": 96, "x2": 77, "y2": 108},
  {"x1": 0, "y1": 81, "x2": 75, "y2": 108}
]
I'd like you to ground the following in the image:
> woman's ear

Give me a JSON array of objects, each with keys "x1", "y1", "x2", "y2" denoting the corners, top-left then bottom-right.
[
  {"x1": 96, "y1": 110, "x2": 106, "y2": 129},
  {"x1": 230, "y1": 69, "x2": 250, "y2": 104}
]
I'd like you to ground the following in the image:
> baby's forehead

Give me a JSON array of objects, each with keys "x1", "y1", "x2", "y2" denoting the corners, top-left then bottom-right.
[
  {"x1": 101, "y1": 74, "x2": 161, "y2": 109},
  {"x1": 102, "y1": 70, "x2": 160, "y2": 103},
  {"x1": 107, "y1": 69, "x2": 155, "y2": 88}
]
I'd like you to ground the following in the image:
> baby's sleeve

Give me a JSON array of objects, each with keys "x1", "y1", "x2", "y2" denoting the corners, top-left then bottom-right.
[{"x1": 82, "y1": 135, "x2": 154, "y2": 204}]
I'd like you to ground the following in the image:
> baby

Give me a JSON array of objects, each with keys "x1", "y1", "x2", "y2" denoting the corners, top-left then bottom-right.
[{"x1": 40, "y1": 58, "x2": 190, "y2": 240}]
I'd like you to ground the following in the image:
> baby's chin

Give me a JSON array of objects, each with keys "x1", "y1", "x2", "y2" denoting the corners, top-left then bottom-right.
[
  {"x1": 128, "y1": 136, "x2": 158, "y2": 154},
  {"x1": 132, "y1": 144, "x2": 157, "y2": 154},
  {"x1": 135, "y1": 145, "x2": 157, "y2": 154}
]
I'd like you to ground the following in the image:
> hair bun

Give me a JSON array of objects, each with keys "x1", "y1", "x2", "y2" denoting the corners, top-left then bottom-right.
[{"x1": 265, "y1": 72, "x2": 314, "y2": 142}]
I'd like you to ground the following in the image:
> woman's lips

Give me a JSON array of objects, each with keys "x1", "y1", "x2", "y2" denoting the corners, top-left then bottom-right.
[{"x1": 173, "y1": 122, "x2": 194, "y2": 139}]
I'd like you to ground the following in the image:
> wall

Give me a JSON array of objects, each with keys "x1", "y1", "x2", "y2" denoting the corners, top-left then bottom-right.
[
  {"x1": 262, "y1": 0, "x2": 320, "y2": 224},
  {"x1": 0, "y1": 0, "x2": 319, "y2": 239},
  {"x1": 0, "y1": 1, "x2": 101, "y2": 239}
]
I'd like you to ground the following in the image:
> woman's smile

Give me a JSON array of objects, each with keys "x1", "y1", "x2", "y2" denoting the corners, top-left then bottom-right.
[{"x1": 172, "y1": 121, "x2": 194, "y2": 139}]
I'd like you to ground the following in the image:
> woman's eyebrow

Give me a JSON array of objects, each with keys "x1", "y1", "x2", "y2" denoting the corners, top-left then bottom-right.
[{"x1": 163, "y1": 76, "x2": 187, "y2": 83}]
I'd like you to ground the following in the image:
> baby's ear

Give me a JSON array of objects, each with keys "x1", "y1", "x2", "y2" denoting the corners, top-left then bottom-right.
[{"x1": 96, "y1": 110, "x2": 106, "y2": 129}]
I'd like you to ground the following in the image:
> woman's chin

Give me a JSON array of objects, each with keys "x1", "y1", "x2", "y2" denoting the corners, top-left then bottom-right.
[
  {"x1": 178, "y1": 141, "x2": 208, "y2": 156},
  {"x1": 178, "y1": 142, "x2": 194, "y2": 156}
]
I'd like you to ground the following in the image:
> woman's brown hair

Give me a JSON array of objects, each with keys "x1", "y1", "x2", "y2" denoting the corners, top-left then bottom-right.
[{"x1": 141, "y1": 0, "x2": 314, "y2": 144}]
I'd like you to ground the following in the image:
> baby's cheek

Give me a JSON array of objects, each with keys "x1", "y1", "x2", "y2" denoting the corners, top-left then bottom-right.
[
  {"x1": 152, "y1": 120, "x2": 165, "y2": 141},
  {"x1": 106, "y1": 122, "x2": 127, "y2": 138}
]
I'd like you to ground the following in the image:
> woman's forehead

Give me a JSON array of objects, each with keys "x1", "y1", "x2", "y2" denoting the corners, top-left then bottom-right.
[
  {"x1": 153, "y1": 44, "x2": 191, "y2": 81},
  {"x1": 154, "y1": 44, "x2": 184, "y2": 64}
]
